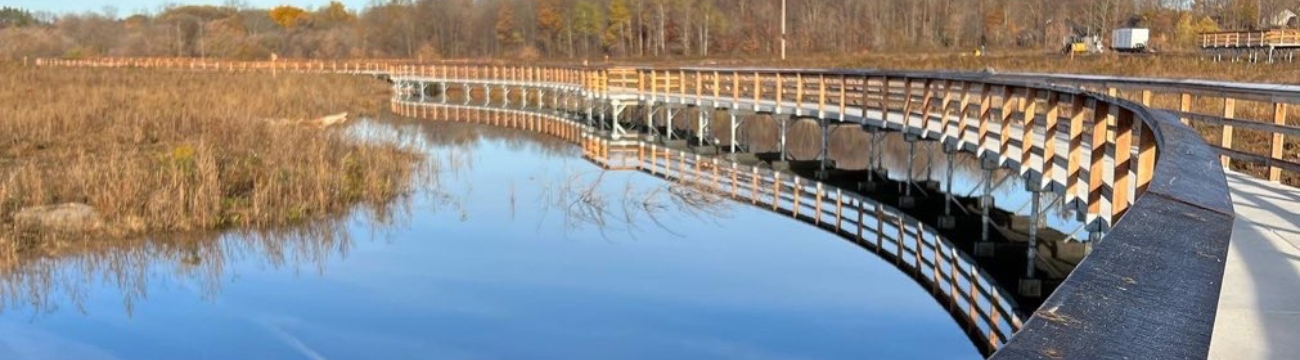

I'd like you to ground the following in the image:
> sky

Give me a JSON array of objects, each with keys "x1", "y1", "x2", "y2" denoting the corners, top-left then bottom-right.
[{"x1": 6, "y1": 0, "x2": 372, "y2": 15}]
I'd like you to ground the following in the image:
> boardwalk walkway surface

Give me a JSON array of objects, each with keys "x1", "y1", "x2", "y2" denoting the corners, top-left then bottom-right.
[{"x1": 1210, "y1": 171, "x2": 1300, "y2": 360}]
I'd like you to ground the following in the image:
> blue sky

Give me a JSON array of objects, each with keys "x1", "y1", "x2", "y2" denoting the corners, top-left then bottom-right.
[{"x1": 6, "y1": 0, "x2": 371, "y2": 15}]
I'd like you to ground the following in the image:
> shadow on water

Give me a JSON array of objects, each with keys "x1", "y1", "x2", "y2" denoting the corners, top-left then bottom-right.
[{"x1": 607, "y1": 104, "x2": 1090, "y2": 312}]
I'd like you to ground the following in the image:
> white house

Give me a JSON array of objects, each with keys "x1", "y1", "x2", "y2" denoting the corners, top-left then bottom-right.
[{"x1": 1271, "y1": 9, "x2": 1298, "y2": 28}]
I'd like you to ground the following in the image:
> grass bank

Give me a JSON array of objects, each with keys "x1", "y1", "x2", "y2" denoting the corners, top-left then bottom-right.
[{"x1": 0, "y1": 64, "x2": 418, "y2": 258}]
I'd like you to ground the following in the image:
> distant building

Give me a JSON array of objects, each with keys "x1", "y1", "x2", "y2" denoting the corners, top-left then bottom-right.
[{"x1": 1271, "y1": 9, "x2": 1298, "y2": 28}]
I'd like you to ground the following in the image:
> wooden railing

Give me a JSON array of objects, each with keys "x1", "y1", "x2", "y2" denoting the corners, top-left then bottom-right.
[
  {"x1": 391, "y1": 101, "x2": 1024, "y2": 356},
  {"x1": 1200, "y1": 29, "x2": 1300, "y2": 48},
  {"x1": 619, "y1": 68, "x2": 1162, "y2": 230},
  {"x1": 34, "y1": 58, "x2": 601, "y2": 94},
  {"x1": 986, "y1": 72, "x2": 1300, "y2": 186},
  {"x1": 34, "y1": 57, "x2": 419, "y2": 73}
]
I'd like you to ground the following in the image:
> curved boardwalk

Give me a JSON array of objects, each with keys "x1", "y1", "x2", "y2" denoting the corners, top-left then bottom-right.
[{"x1": 1211, "y1": 171, "x2": 1300, "y2": 360}]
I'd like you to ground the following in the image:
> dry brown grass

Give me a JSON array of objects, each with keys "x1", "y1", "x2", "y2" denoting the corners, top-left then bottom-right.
[{"x1": 0, "y1": 64, "x2": 419, "y2": 259}]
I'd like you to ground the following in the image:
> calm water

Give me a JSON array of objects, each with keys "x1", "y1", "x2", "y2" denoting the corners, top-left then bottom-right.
[{"x1": 0, "y1": 118, "x2": 979, "y2": 360}]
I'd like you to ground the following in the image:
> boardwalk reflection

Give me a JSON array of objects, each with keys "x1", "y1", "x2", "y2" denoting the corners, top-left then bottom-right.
[
  {"x1": 377, "y1": 116, "x2": 736, "y2": 236},
  {"x1": 617, "y1": 101, "x2": 1089, "y2": 307},
  {"x1": 389, "y1": 100, "x2": 1044, "y2": 355}
]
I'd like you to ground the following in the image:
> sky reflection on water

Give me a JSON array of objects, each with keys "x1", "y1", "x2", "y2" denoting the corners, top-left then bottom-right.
[{"x1": 0, "y1": 119, "x2": 979, "y2": 360}]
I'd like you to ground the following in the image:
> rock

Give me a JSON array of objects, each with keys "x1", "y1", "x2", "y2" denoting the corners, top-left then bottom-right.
[
  {"x1": 314, "y1": 112, "x2": 349, "y2": 127},
  {"x1": 264, "y1": 112, "x2": 349, "y2": 128},
  {"x1": 14, "y1": 203, "x2": 102, "y2": 233}
]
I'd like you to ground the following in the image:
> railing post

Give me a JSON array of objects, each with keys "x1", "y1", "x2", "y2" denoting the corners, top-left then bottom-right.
[
  {"x1": 1113, "y1": 109, "x2": 1135, "y2": 220},
  {"x1": 999, "y1": 86, "x2": 1019, "y2": 163},
  {"x1": 838, "y1": 74, "x2": 847, "y2": 121},
  {"x1": 1020, "y1": 89, "x2": 1039, "y2": 176},
  {"x1": 1042, "y1": 91, "x2": 1062, "y2": 189},
  {"x1": 902, "y1": 78, "x2": 914, "y2": 128},
  {"x1": 977, "y1": 85, "x2": 996, "y2": 157},
  {"x1": 713, "y1": 70, "x2": 721, "y2": 101},
  {"x1": 919, "y1": 79, "x2": 936, "y2": 133},
  {"x1": 1221, "y1": 98, "x2": 1236, "y2": 169},
  {"x1": 796, "y1": 73, "x2": 804, "y2": 116},
  {"x1": 1066, "y1": 95, "x2": 1088, "y2": 207},
  {"x1": 1087, "y1": 101, "x2": 1112, "y2": 232},
  {"x1": 1270, "y1": 102, "x2": 1289, "y2": 182},
  {"x1": 776, "y1": 72, "x2": 785, "y2": 113},
  {"x1": 954, "y1": 83, "x2": 972, "y2": 147},
  {"x1": 818, "y1": 74, "x2": 827, "y2": 119},
  {"x1": 731, "y1": 71, "x2": 740, "y2": 108}
]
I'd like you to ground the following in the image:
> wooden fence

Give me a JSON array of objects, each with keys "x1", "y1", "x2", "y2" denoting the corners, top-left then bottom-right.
[{"x1": 1200, "y1": 29, "x2": 1300, "y2": 48}]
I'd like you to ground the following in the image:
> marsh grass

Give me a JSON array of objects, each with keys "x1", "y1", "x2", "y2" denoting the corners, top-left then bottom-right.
[{"x1": 0, "y1": 64, "x2": 420, "y2": 259}]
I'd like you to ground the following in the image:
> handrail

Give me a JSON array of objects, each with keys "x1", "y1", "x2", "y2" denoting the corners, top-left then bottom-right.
[
  {"x1": 599, "y1": 67, "x2": 1158, "y2": 228},
  {"x1": 983, "y1": 71, "x2": 1300, "y2": 184},
  {"x1": 1200, "y1": 29, "x2": 1300, "y2": 48}
]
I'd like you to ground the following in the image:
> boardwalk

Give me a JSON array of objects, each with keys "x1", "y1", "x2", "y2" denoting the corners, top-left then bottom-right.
[
  {"x1": 1211, "y1": 171, "x2": 1300, "y2": 360},
  {"x1": 34, "y1": 58, "x2": 1300, "y2": 360}
]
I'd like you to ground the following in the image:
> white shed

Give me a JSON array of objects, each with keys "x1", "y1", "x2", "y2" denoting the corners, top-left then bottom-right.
[
  {"x1": 1271, "y1": 9, "x2": 1297, "y2": 28},
  {"x1": 1111, "y1": 28, "x2": 1150, "y2": 52}
]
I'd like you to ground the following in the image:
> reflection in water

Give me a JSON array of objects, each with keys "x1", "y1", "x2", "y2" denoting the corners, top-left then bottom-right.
[
  {"x1": 0, "y1": 121, "x2": 430, "y2": 316},
  {"x1": 0, "y1": 220, "x2": 355, "y2": 315},
  {"x1": 380, "y1": 115, "x2": 736, "y2": 239},
  {"x1": 0, "y1": 181, "x2": 419, "y2": 317},
  {"x1": 0, "y1": 116, "x2": 980, "y2": 360}
]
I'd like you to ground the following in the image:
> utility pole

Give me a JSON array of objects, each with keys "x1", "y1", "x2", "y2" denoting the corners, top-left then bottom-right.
[{"x1": 781, "y1": 0, "x2": 787, "y2": 60}]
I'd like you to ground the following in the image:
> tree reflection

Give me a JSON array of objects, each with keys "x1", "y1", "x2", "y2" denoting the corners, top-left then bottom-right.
[{"x1": 537, "y1": 169, "x2": 733, "y2": 240}]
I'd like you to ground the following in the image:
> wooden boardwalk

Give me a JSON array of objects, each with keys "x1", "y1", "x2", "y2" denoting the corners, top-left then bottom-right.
[{"x1": 36, "y1": 58, "x2": 1300, "y2": 360}]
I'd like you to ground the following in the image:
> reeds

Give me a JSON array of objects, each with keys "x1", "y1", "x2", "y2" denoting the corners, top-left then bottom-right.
[{"x1": 0, "y1": 64, "x2": 420, "y2": 257}]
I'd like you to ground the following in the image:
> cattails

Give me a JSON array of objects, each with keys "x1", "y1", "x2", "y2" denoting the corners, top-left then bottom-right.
[{"x1": 0, "y1": 64, "x2": 421, "y2": 257}]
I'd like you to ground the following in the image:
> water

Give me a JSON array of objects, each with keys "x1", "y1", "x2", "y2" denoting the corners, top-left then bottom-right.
[{"x1": 0, "y1": 118, "x2": 980, "y2": 360}]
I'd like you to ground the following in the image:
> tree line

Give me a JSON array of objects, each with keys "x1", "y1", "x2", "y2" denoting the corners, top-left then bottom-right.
[{"x1": 1, "y1": 0, "x2": 1297, "y2": 61}]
